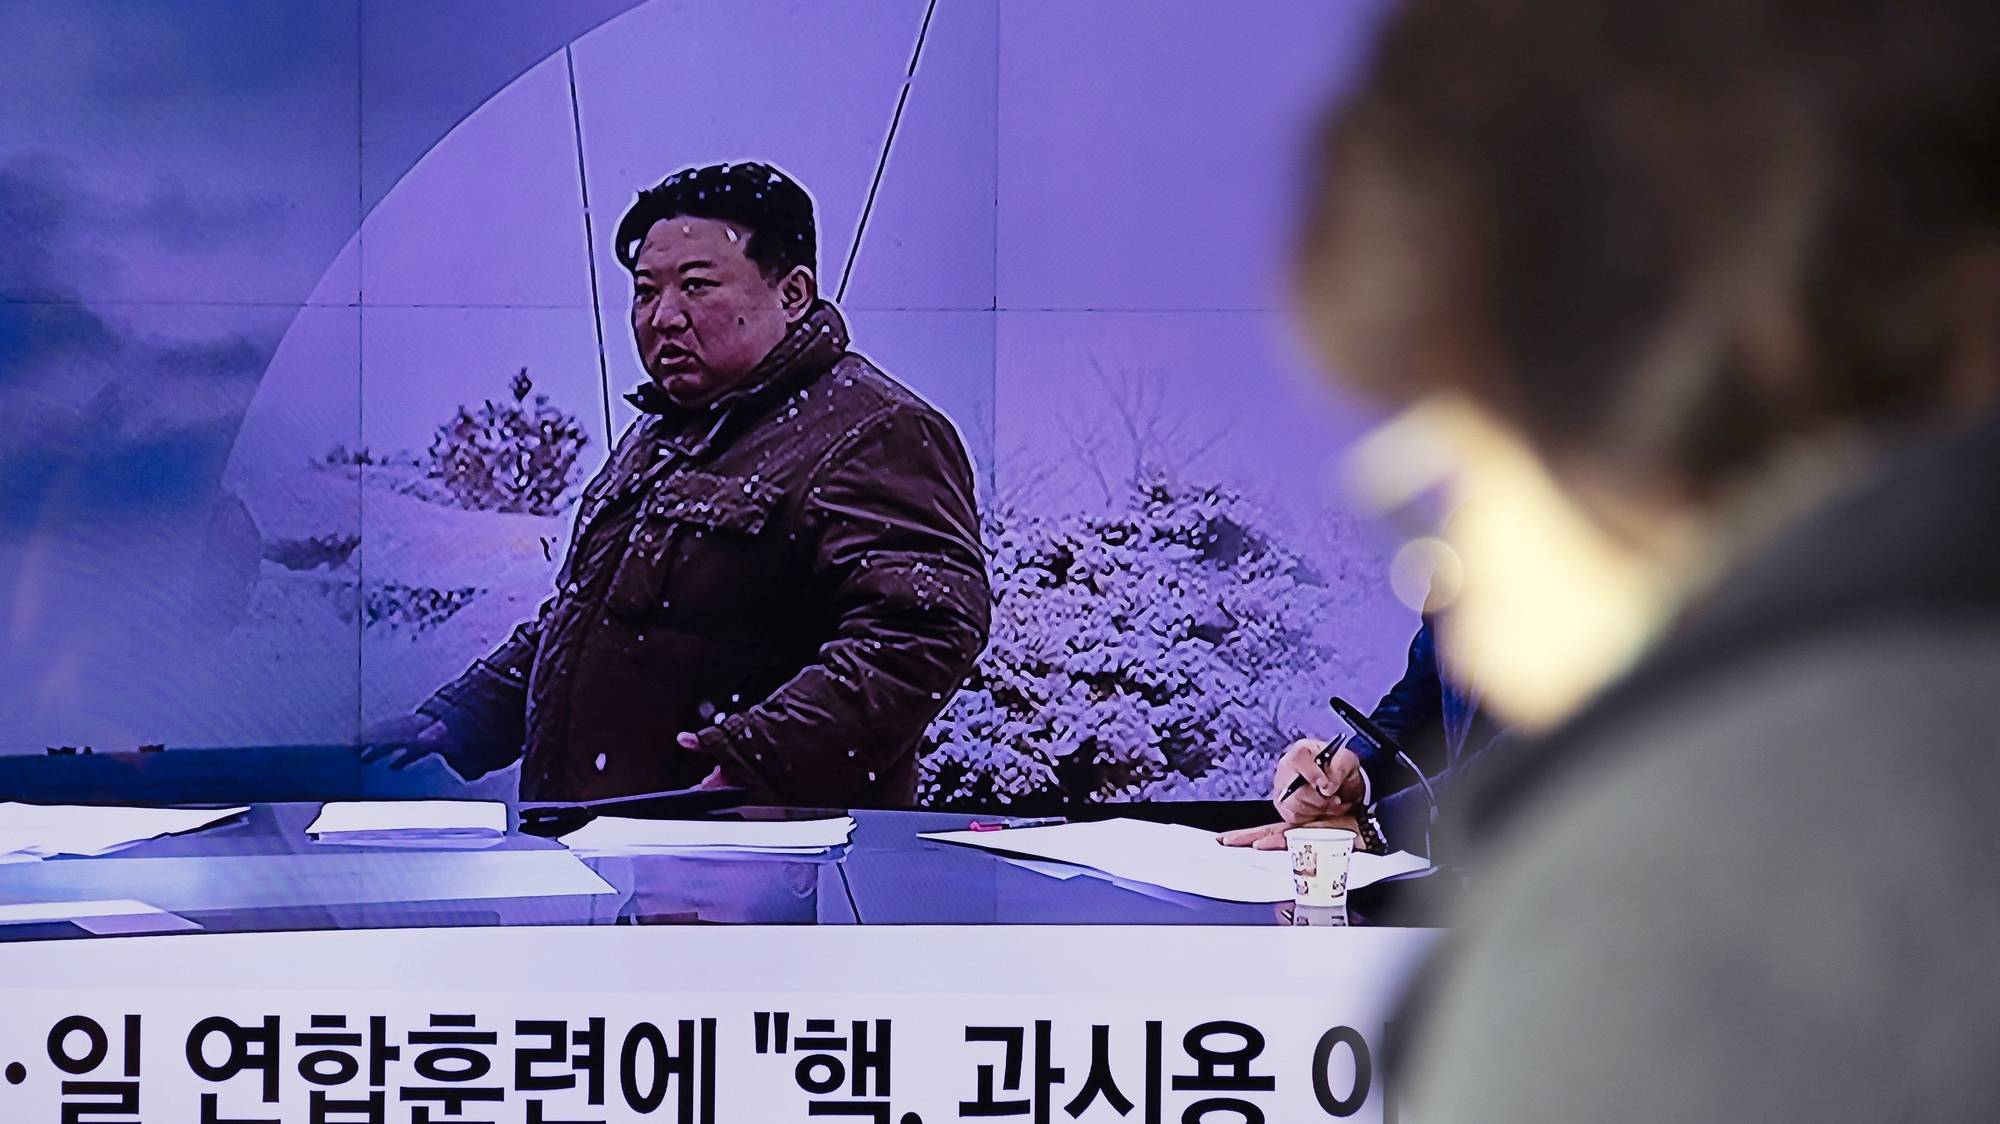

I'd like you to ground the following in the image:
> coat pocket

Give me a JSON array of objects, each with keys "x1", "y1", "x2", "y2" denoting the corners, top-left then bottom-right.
[{"x1": 603, "y1": 471, "x2": 783, "y2": 619}]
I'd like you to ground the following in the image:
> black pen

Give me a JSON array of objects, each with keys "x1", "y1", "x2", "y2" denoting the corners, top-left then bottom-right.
[
  {"x1": 1279, "y1": 730, "x2": 1349, "y2": 803},
  {"x1": 967, "y1": 816, "x2": 1066, "y2": 832}
]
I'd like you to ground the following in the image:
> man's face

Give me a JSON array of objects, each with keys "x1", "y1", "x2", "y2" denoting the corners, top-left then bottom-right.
[{"x1": 631, "y1": 216, "x2": 809, "y2": 408}]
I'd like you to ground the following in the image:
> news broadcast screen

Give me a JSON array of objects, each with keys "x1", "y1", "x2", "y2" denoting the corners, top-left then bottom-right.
[
  {"x1": 21, "y1": 0, "x2": 1971, "y2": 1118},
  {"x1": 0, "y1": 0, "x2": 1417, "y2": 812},
  {"x1": 0, "y1": 4, "x2": 1438, "y2": 1118}
]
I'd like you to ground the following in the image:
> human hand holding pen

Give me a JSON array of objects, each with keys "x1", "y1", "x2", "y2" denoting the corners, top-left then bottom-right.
[
  {"x1": 1208, "y1": 736, "x2": 1368, "y2": 848},
  {"x1": 1272, "y1": 737, "x2": 1366, "y2": 823},
  {"x1": 1216, "y1": 737, "x2": 1368, "y2": 851}
]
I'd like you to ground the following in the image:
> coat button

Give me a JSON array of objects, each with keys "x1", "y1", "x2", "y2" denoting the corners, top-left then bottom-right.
[{"x1": 594, "y1": 753, "x2": 608, "y2": 772}]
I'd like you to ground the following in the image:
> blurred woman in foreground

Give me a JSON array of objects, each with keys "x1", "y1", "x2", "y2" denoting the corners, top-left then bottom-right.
[{"x1": 1298, "y1": 0, "x2": 2000, "y2": 1118}]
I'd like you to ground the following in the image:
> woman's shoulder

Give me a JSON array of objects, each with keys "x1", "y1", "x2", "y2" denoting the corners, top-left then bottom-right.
[{"x1": 1408, "y1": 617, "x2": 2000, "y2": 1120}]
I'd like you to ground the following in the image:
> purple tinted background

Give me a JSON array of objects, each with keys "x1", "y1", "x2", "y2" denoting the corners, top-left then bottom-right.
[{"x1": 0, "y1": 0, "x2": 1414, "y2": 802}]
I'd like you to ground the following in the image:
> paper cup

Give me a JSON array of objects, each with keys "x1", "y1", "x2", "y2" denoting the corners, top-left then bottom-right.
[{"x1": 1287, "y1": 827, "x2": 1357, "y2": 907}]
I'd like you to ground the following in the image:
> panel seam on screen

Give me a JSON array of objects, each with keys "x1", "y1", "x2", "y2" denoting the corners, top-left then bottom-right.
[
  {"x1": 565, "y1": 44, "x2": 616, "y2": 450},
  {"x1": 836, "y1": 0, "x2": 941, "y2": 303},
  {"x1": 355, "y1": 0, "x2": 367, "y2": 753}
]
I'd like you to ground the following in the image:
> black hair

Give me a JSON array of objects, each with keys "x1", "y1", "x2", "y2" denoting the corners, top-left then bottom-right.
[{"x1": 612, "y1": 161, "x2": 817, "y2": 282}]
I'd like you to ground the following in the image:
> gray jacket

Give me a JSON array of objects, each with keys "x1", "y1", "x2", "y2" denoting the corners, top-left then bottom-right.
[{"x1": 1402, "y1": 411, "x2": 2000, "y2": 1120}]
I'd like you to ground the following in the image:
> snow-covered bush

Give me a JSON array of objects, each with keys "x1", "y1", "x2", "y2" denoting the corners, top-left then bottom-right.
[
  {"x1": 919, "y1": 476, "x2": 1330, "y2": 807},
  {"x1": 262, "y1": 532, "x2": 360, "y2": 572},
  {"x1": 351, "y1": 582, "x2": 485, "y2": 633},
  {"x1": 321, "y1": 445, "x2": 420, "y2": 469},
  {"x1": 427, "y1": 368, "x2": 587, "y2": 515}
]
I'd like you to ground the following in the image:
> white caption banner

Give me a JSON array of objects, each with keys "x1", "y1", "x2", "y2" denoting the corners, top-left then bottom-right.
[{"x1": 0, "y1": 924, "x2": 1436, "y2": 1123}]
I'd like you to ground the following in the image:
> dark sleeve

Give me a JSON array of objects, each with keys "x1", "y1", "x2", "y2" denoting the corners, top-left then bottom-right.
[
  {"x1": 694, "y1": 405, "x2": 991, "y2": 803},
  {"x1": 415, "y1": 421, "x2": 642, "y2": 780},
  {"x1": 1358, "y1": 617, "x2": 1449, "y2": 796},
  {"x1": 414, "y1": 604, "x2": 541, "y2": 779}
]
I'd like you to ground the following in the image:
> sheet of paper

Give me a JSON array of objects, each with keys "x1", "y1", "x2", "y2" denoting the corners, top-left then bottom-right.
[
  {"x1": 559, "y1": 816, "x2": 854, "y2": 855},
  {"x1": 1010, "y1": 858, "x2": 1203, "y2": 908},
  {"x1": 0, "y1": 899, "x2": 201, "y2": 935},
  {"x1": 0, "y1": 850, "x2": 617, "y2": 914},
  {"x1": 306, "y1": 800, "x2": 505, "y2": 839},
  {"x1": 0, "y1": 804, "x2": 248, "y2": 861},
  {"x1": 922, "y1": 818, "x2": 1432, "y2": 903},
  {"x1": 1350, "y1": 849, "x2": 1434, "y2": 887},
  {"x1": 76, "y1": 910, "x2": 203, "y2": 936},
  {"x1": 999, "y1": 857, "x2": 1088, "y2": 881},
  {"x1": 318, "y1": 836, "x2": 509, "y2": 851},
  {"x1": 632, "y1": 845, "x2": 830, "y2": 855},
  {"x1": 0, "y1": 899, "x2": 171, "y2": 924}
]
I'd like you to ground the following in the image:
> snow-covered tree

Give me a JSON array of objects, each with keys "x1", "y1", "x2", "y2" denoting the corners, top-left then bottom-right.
[
  {"x1": 920, "y1": 475, "x2": 1331, "y2": 807},
  {"x1": 427, "y1": 368, "x2": 587, "y2": 515}
]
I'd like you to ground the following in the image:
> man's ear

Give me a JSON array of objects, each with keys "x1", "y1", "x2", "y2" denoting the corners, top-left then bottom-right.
[{"x1": 778, "y1": 265, "x2": 818, "y2": 323}]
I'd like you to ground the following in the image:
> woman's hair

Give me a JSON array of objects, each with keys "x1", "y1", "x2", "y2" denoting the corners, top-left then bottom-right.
[{"x1": 1298, "y1": 0, "x2": 2000, "y2": 503}]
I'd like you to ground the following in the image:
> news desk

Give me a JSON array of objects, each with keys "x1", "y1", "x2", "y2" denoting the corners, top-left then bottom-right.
[
  {"x1": 0, "y1": 804, "x2": 1365, "y2": 940},
  {"x1": 0, "y1": 804, "x2": 1438, "y2": 1119}
]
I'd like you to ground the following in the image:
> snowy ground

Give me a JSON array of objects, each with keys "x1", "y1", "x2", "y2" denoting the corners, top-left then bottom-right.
[{"x1": 213, "y1": 462, "x2": 574, "y2": 744}]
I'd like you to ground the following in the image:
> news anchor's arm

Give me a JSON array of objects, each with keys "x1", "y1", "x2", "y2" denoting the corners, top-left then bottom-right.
[
  {"x1": 1355, "y1": 617, "x2": 1449, "y2": 798},
  {"x1": 1226, "y1": 618, "x2": 1449, "y2": 847}
]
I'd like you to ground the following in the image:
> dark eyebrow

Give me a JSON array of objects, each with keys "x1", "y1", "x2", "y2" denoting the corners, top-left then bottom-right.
[{"x1": 676, "y1": 259, "x2": 718, "y2": 274}]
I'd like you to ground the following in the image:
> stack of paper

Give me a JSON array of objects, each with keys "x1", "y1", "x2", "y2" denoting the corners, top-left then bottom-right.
[
  {"x1": 559, "y1": 816, "x2": 854, "y2": 856},
  {"x1": 305, "y1": 801, "x2": 506, "y2": 846},
  {"x1": 921, "y1": 817, "x2": 1432, "y2": 903},
  {"x1": 0, "y1": 803, "x2": 248, "y2": 863}
]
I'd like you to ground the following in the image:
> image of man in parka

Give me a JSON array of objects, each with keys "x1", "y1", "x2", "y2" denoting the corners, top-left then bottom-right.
[{"x1": 364, "y1": 162, "x2": 990, "y2": 807}]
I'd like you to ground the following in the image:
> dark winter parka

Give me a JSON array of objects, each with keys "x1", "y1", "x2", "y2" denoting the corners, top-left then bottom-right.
[{"x1": 419, "y1": 301, "x2": 990, "y2": 805}]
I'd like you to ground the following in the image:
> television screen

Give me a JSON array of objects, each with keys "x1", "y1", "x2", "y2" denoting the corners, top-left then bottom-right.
[{"x1": 1, "y1": 0, "x2": 1417, "y2": 812}]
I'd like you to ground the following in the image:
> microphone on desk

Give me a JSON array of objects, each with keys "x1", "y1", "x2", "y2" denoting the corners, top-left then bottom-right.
[{"x1": 1329, "y1": 695, "x2": 1439, "y2": 852}]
